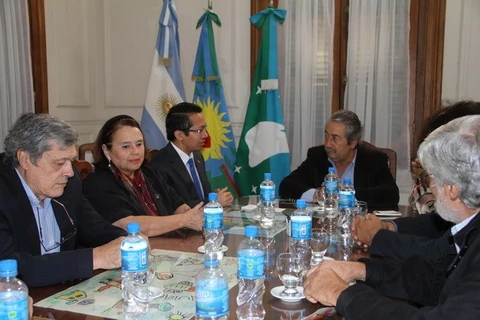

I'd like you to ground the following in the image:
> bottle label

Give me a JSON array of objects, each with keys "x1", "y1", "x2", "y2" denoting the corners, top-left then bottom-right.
[
  {"x1": 0, "y1": 293, "x2": 28, "y2": 320},
  {"x1": 204, "y1": 209, "x2": 223, "y2": 230},
  {"x1": 291, "y1": 216, "x2": 312, "y2": 240},
  {"x1": 260, "y1": 185, "x2": 275, "y2": 202},
  {"x1": 324, "y1": 180, "x2": 338, "y2": 195},
  {"x1": 339, "y1": 191, "x2": 355, "y2": 208},
  {"x1": 238, "y1": 249, "x2": 265, "y2": 279},
  {"x1": 121, "y1": 247, "x2": 148, "y2": 272},
  {"x1": 196, "y1": 279, "x2": 229, "y2": 317}
]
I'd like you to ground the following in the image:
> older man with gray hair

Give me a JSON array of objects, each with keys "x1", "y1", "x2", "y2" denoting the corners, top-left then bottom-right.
[
  {"x1": 279, "y1": 109, "x2": 399, "y2": 208},
  {"x1": 0, "y1": 113, "x2": 127, "y2": 287},
  {"x1": 304, "y1": 115, "x2": 480, "y2": 319}
]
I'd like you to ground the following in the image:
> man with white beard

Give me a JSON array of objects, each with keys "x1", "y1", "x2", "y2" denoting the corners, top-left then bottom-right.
[{"x1": 303, "y1": 115, "x2": 480, "y2": 319}]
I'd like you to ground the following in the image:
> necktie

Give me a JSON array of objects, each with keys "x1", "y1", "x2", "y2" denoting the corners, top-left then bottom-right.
[{"x1": 187, "y1": 158, "x2": 203, "y2": 199}]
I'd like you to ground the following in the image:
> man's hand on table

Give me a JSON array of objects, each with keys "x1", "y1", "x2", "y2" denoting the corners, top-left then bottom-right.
[
  {"x1": 351, "y1": 213, "x2": 396, "y2": 246},
  {"x1": 217, "y1": 187, "x2": 233, "y2": 207},
  {"x1": 304, "y1": 261, "x2": 366, "y2": 306},
  {"x1": 93, "y1": 237, "x2": 125, "y2": 270}
]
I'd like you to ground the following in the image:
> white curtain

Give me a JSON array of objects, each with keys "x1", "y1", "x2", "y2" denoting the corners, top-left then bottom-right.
[
  {"x1": 278, "y1": 0, "x2": 335, "y2": 170},
  {"x1": 344, "y1": 0, "x2": 411, "y2": 191},
  {"x1": 0, "y1": 0, "x2": 34, "y2": 152}
]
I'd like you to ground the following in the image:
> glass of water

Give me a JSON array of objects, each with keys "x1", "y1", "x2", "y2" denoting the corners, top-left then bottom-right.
[
  {"x1": 355, "y1": 200, "x2": 368, "y2": 217},
  {"x1": 314, "y1": 187, "x2": 325, "y2": 211},
  {"x1": 276, "y1": 252, "x2": 305, "y2": 297},
  {"x1": 310, "y1": 228, "x2": 330, "y2": 267}
]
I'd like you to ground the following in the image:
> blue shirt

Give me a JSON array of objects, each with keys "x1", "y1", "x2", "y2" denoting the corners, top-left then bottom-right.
[
  {"x1": 301, "y1": 150, "x2": 357, "y2": 202},
  {"x1": 15, "y1": 169, "x2": 60, "y2": 255}
]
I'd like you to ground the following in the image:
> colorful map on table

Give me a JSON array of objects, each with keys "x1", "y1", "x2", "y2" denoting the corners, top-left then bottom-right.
[{"x1": 34, "y1": 249, "x2": 238, "y2": 319}]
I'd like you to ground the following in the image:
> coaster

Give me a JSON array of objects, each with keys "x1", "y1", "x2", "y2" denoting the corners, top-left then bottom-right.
[
  {"x1": 197, "y1": 245, "x2": 228, "y2": 253},
  {"x1": 271, "y1": 286, "x2": 305, "y2": 303}
]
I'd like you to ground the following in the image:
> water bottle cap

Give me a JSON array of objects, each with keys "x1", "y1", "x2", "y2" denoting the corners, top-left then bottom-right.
[
  {"x1": 204, "y1": 259, "x2": 220, "y2": 267},
  {"x1": 244, "y1": 225, "x2": 258, "y2": 237},
  {"x1": 264, "y1": 173, "x2": 271, "y2": 179},
  {"x1": 208, "y1": 192, "x2": 218, "y2": 201},
  {"x1": 126, "y1": 222, "x2": 140, "y2": 233},
  {"x1": 296, "y1": 199, "x2": 307, "y2": 209},
  {"x1": 343, "y1": 178, "x2": 352, "y2": 185},
  {"x1": 328, "y1": 167, "x2": 335, "y2": 173},
  {"x1": 203, "y1": 252, "x2": 219, "y2": 266},
  {"x1": 0, "y1": 259, "x2": 17, "y2": 277}
]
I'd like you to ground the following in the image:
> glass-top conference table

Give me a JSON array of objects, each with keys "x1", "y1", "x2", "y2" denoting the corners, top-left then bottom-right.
[{"x1": 31, "y1": 197, "x2": 413, "y2": 320}]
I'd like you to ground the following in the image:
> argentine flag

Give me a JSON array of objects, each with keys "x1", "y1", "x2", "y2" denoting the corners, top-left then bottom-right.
[{"x1": 141, "y1": 0, "x2": 186, "y2": 150}]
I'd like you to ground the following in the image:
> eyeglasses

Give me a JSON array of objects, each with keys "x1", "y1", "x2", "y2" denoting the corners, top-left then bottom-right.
[
  {"x1": 187, "y1": 126, "x2": 208, "y2": 134},
  {"x1": 37, "y1": 199, "x2": 77, "y2": 252}
]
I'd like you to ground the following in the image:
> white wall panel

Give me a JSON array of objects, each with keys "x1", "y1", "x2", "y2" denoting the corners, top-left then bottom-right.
[
  {"x1": 45, "y1": 0, "x2": 93, "y2": 121},
  {"x1": 45, "y1": 0, "x2": 251, "y2": 147},
  {"x1": 443, "y1": 0, "x2": 480, "y2": 102}
]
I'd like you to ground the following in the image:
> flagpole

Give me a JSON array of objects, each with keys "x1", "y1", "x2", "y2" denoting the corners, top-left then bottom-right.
[
  {"x1": 269, "y1": 0, "x2": 273, "y2": 8},
  {"x1": 208, "y1": 0, "x2": 212, "y2": 10}
]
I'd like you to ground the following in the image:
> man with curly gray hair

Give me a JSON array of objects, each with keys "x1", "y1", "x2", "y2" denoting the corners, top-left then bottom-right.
[
  {"x1": 303, "y1": 115, "x2": 480, "y2": 319},
  {"x1": 279, "y1": 109, "x2": 399, "y2": 208},
  {"x1": 0, "y1": 113, "x2": 127, "y2": 287}
]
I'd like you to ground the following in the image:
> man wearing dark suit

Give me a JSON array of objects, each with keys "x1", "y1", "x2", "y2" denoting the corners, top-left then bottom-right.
[
  {"x1": 0, "y1": 113, "x2": 127, "y2": 287},
  {"x1": 279, "y1": 110, "x2": 399, "y2": 208},
  {"x1": 149, "y1": 102, "x2": 233, "y2": 207},
  {"x1": 304, "y1": 115, "x2": 480, "y2": 319}
]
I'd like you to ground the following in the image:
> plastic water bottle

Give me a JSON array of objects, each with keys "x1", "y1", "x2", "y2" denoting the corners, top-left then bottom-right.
[
  {"x1": 204, "y1": 193, "x2": 224, "y2": 260},
  {"x1": 324, "y1": 167, "x2": 339, "y2": 199},
  {"x1": 338, "y1": 178, "x2": 355, "y2": 247},
  {"x1": 323, "y1": 193, "x2": 339, "y2": 241},
  {"x1": 259, "y1": 173, "x2": 275, "y2": 227},
  {"x1": 121, "y1": 222, "x2": 149, "y2": 318},
  {"x1": 338, "y1": 178, "x2": 355, "y2": 209},
  {"x1": 196, "y1": 253, "x2": 229, "y2": 319},
  {"x1": 289, "y1": 199, "x2": 312, "y2": 257},
  {"x1": 0, "y1": 260, "x2": 28, "y2": 320},
  {"x1": 236, "y1": 226, "x2": 265, "y2": 320}
]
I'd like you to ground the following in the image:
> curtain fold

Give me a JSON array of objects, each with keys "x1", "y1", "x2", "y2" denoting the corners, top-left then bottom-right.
[
  {"x1": 278, "y1": 0, "x2": 335, "y2": 170},
  {"x1": 0, "y1": 0, "x2": 34, "y2": 152},
  {"x1": 344, "y1": 0, "x2": 411, "y2": 191}
]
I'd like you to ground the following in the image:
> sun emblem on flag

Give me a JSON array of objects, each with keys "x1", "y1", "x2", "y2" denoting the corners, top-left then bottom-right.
[
  {"x1": 155, "y1": 93, "x2": 180, "y2": 121},
  {"x1": 196, "y1": 97, "x2": 232, "y2": 161}
]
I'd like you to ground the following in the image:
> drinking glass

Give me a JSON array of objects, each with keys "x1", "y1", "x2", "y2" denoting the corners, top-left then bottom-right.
[
  {"x1": 314, "y1": 187, "x2": 325, "y2": 211},
  {"x1": 276, "y1": 252, "x2": 305, "y2": 297},
  {"x1": 130, "y1": 254, "x2": 163, "y2": 303},
  {"x1": 355, "y1": 201, "x2": 368, "y2": 217},
  {"x1": 310, "y1": 229, "x2": 330, "y2": 266}
]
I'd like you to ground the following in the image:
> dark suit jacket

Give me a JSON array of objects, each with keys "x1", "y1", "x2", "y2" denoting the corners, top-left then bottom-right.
[
  {"x1": 149, "y1": 142, "x2": 212, "y2": 207},
  {"x1": 82, "y1": 165, "x2": 185, "y2": 223},
  {"x1": 369, "y1": 213, "x2": 454, "y2": 261},
  {"x1": 0, "y1": 153, "x2": 126, "y2": 287},
  {"x1": 337, "y1": 213, "x2": 480, "y2": 319},
  {"x1": 279, "y1": 144, "x2": 399, "y2": 208}
]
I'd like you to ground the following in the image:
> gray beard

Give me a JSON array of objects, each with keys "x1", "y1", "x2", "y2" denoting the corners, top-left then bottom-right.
[{"x1": 435, "y1": 188, "x2": 463, "y2": 224}]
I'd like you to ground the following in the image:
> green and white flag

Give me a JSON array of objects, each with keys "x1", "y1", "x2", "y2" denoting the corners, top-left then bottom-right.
[{"x1": 234, "y1": 6, "x2": 290, "y2": 196}]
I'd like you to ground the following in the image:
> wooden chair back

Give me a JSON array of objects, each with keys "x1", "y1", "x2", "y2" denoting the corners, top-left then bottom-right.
[
  {"x1": 78, "y1": 143, "x2": 96, "y2": 162},
  {"x1": 147, "y1": 148, "x2": 159, "y2": 158},
  {"x1": 72, "y1": 159, "x2": 94, "y2": 180},
  {"x1": 362, "y1": 141, "x2": 397, "y2": 179}
]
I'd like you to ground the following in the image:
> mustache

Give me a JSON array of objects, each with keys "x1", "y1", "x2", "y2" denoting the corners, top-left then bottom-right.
[{"x1": 325, "y1": 147, "x2": 336, "y2": 154}]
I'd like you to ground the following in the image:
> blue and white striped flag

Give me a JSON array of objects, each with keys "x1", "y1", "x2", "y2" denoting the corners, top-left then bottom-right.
[{"x1": 141, "y1": 0, "x2": 186, "y2": 150}]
